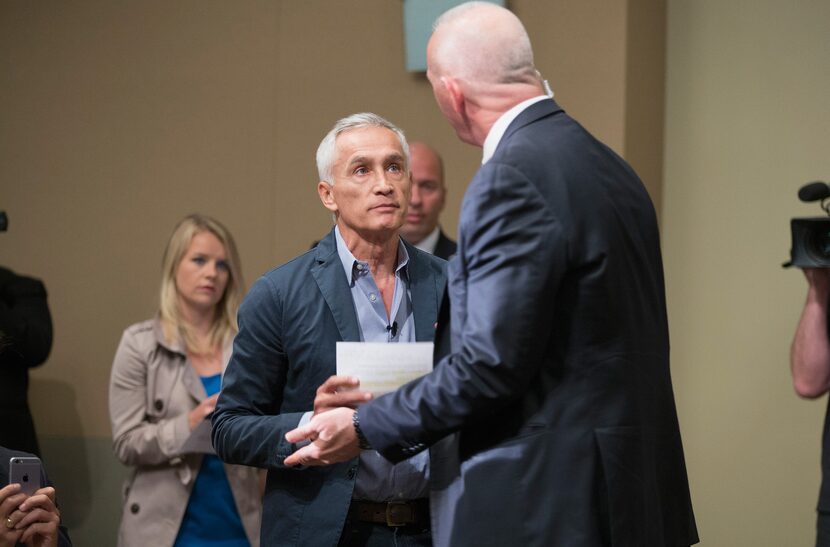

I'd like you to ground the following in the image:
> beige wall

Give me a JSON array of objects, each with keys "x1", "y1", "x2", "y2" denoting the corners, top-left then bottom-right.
[
  {"x1": 625, "y1": 0, "x2": 667, "y2": 221},
  {"x1": 1, "y1": 0, "x2": 664, "y2": 544},
  {"x1": 663, "y1": 0, "x2": 830, "y2": 544}
]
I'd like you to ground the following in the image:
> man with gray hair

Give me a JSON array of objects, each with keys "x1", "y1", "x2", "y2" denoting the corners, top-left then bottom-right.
[
  {"x1": 213, "y1": 112, "x2": 445, "y2": 546},
  {"x1": 285, "y1": 3, "x2": 698, "y2": 546}
]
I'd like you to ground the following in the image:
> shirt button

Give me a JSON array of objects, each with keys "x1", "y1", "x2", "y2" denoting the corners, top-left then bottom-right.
[
  {"x1": 356, "y1": 264, "x2": 364, "y2": 271},
  {"x1": 130, "y1": 503, "x2": 140, "y2": 514},
  {"x1": 369, "y1": 293, "x2": 377, "y2": 302}
]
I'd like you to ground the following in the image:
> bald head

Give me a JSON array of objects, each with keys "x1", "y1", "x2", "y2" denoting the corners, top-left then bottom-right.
[
  {"x1": 426, "y1": 2, "x2": 544, "y2": 146},
  {"x1": 401, "y1": 142, "x2": 447, "y2": 245},
  {"x1": 429, "y1": 2, "x2": 538, "y2": 87}
]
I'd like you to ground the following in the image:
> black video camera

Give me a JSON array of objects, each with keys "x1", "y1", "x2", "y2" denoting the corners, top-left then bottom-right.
[{"x1": 784, "y1": 182, "x2": 830, "y2": 268}]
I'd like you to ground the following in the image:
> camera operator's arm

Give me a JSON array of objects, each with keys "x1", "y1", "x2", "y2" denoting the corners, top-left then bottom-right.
[{"x1": 791, "y1": 268, "x2": 830, "y2": 398}]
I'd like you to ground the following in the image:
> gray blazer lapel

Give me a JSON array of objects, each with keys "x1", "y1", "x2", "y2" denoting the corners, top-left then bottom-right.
[
  {"x1": 407, "y1": 245, "x2": 440, "y2": 342},
  {"x1": 311, "y1": 229, "x2": 361, "y2": 342}
]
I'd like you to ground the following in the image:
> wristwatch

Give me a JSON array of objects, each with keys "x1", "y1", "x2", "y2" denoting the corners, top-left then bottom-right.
[{"x1": 352, "y1": 410, "x2": 372, "y2": 450}]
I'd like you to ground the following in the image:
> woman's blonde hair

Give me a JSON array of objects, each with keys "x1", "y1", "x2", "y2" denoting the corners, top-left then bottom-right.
[{"x1": 159, "y1": 214, "x2": 244, "y2": 354}]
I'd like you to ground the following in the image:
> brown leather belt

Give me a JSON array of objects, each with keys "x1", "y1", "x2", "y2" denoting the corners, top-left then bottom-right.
[{"x1": 349, "y1": 498, "x2": 430, "y2": 528}]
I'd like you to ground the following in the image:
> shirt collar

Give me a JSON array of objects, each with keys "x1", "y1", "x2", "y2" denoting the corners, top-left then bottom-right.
[
  {"x1": 334, "y1": 225, "x2": 409, "y2": 284},
  {"x1": 482, "y1": 95, "x2": 551, "y2": 165},
  {"x1": 412, "y1": 226, "x2": 441, "y2": 255}
]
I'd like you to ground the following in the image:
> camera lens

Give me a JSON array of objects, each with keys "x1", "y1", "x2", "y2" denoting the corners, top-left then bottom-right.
[{"x1": 808, "y1": 226, "x2": 830, "y2": 261}]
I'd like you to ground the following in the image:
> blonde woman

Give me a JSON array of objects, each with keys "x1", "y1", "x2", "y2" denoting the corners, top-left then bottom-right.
[{"x1": 109, "y1": 214, "x2": 260, "y2": 547}]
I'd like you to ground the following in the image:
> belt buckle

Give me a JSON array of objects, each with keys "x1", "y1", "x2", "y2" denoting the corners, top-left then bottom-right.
[{"x1": 385, "y1": 500, "x2": 412, "y2": 527}]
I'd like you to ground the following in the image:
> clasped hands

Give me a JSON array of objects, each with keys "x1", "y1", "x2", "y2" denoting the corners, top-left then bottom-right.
[
  {"x1": 283, "y1": 375, "x2": 371, "y2": 467},
  {"x1": 0, "y1": 483, "x2": 60, "y2": 547}
]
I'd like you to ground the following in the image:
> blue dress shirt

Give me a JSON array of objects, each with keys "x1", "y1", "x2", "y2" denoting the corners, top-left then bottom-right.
[{"x1": 332, "y1": 226, "x2": 429, "y2": 501}]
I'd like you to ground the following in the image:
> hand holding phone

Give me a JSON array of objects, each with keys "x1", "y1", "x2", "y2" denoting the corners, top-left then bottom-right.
[{"x1": 8, "y1": 457, "x2": 43, "y2": 496}]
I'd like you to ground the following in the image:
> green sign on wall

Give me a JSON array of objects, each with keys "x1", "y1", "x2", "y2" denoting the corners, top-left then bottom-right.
[{"x1": 403, "y1": 0, "x2": 506, "y2": 72}]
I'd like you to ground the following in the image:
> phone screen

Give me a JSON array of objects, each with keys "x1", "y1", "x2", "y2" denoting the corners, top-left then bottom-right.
[{"x1": 8, "y1": 457, "x2": 43, "y2": 496}]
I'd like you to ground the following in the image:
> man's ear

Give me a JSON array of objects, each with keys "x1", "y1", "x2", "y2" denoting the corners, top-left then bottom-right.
[
  {"x1": 443, "y1": 76, "x2": 466, "y2": 119},
  {"x1": 318, "y1": 181, "x2": 338, "y2": 213},
  {"x1": 441, "y1": 76, "x2": 475, "y2": 137}
]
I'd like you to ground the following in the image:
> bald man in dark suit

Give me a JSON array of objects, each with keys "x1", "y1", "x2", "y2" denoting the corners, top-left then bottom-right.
[{"x1": 285, "y1": 4, "x2": 698, "y2": 546}]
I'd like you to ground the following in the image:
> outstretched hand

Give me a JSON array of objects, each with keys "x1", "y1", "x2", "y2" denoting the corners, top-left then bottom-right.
[
  {"x1": 284, "y1": 407, "x2": 362, "y2": 466},
  {"x1": 313, "y1": 375, "x2": 372, "y2": 416}
]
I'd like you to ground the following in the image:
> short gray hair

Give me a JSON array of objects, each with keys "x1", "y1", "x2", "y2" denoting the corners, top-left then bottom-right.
[{"x1": 316, "y1": 112, "x2": 410, "y2": 183}]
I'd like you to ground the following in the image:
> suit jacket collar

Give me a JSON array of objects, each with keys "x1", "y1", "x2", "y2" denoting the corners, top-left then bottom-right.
[
  {"x1": 483, "y1": 96, "x2": 554, "y2": 163},
  {"x1": 311, "y1": 227, "x2": 439, "y2": 343},
  {"x1": 497, "y1": 98, "x2": 564, "y2": 153}
]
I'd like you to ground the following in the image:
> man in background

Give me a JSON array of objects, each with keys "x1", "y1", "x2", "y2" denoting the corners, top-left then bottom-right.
[
  {"x1": 0, "y1": 213, "x2": 53, "y2": 456},
  {"x1": 399, "y1": 142, "x2": 456, "y2": 260}
]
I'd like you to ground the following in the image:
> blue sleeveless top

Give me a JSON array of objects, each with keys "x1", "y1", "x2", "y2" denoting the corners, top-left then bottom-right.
[{"x1": 173, "y1": 374, "x2": 250, "y2": 547}]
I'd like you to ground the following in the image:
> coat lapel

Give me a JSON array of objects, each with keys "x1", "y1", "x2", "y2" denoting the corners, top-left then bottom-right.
[
  {"x1": 152, "y1": 319, "x2": 207, "y2": 402},
  {"x1": 406, "y1": 243, "x2": 440, "y2": 343},
  {"x1": 181, "y1": 363, "x2": 207, "y2": 402},
  {"x1": 311, "y1": 228, "x2": 361, "y2": 342}
]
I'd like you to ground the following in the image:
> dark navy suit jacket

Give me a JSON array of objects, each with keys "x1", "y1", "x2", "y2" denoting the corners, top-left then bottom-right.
[
  {"x1": 359, "y1": 99, "x2": 699, "y2": 546},
  {"x1": 212, "y1": 228, "x2": 446, "y2": 547}
]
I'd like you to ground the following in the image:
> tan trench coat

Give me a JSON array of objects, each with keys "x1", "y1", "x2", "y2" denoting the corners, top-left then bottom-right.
[{"x1": 109, "y1": 319, "x2": 261, "y2": 547}]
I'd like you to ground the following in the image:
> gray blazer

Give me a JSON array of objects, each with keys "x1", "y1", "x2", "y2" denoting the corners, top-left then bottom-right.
[
  {"x1": 109, "y1": 319, "x2": 261, "y2": 547},
  {"x1": 212, "y1": 228, "x2": 446, "y2": 547}
]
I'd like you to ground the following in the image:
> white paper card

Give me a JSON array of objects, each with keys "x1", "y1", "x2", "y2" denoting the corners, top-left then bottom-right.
[{"x1": 336, "y1": 342, "x2": 434, "y2": 396}]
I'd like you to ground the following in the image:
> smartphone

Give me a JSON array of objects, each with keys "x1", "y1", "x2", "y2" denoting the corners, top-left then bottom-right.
[{"x1": 8, "y1": 457, "x2": 43, "y2": 496}]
